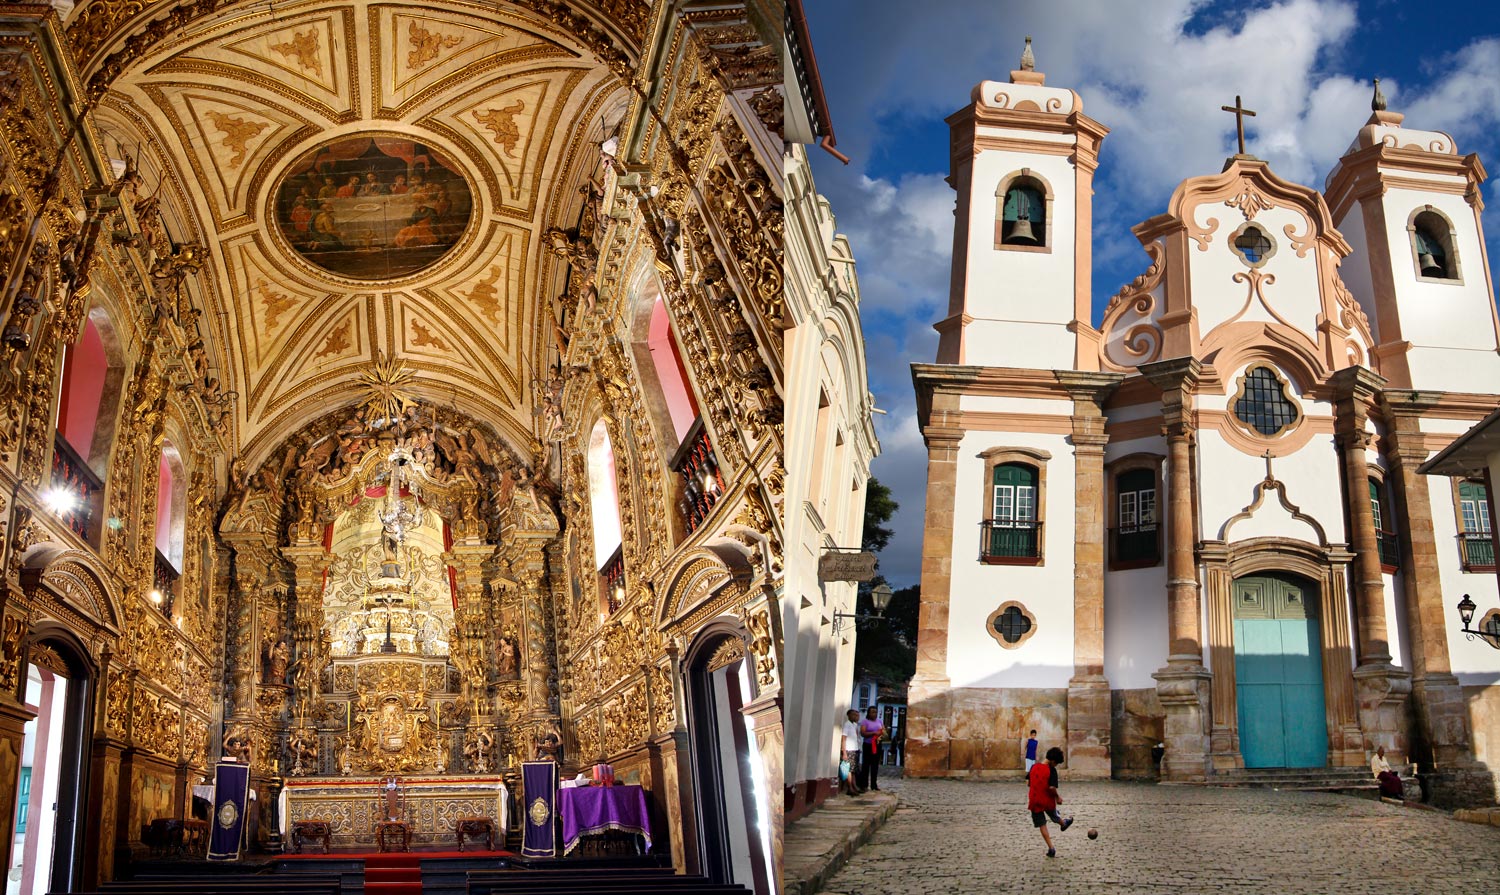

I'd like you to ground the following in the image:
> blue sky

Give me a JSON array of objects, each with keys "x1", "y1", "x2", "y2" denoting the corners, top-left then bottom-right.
[{"x1": 805, "y1": 0, "x2": 1500, "y2": 588}]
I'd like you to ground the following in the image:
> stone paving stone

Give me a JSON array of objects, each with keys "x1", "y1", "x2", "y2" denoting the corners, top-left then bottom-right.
[
  {"x1": 819, "y1": 776, "x2": 1500, "y2": 895},
  {"x1": 784, "y1": 787, "x2": 899, "y2": 895}
]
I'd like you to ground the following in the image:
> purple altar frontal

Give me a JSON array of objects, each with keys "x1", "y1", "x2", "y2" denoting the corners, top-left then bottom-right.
[{"x1": 558, "y1": 784, "x2": 651, "y2": 856}]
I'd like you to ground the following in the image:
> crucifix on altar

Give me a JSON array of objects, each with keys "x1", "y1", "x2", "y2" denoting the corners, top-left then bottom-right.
[{"x1": 1221, "y1": 95, "x2": 1257, "y2": 155}]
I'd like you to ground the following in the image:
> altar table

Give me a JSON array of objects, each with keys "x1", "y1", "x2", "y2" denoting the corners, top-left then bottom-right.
[
  {"x1": 281, "y1": 776, "x2": 508, "y2": 850},
  {"x1": 557, "y1": 785, "x2": 651, "y2": 856}
]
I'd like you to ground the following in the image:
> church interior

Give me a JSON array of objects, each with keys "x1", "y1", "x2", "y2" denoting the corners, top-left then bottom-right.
[{"x1": 0, "y1": 1, "x2": 785, "y2": 893}]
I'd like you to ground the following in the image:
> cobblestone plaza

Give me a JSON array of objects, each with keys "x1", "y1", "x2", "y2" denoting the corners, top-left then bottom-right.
[{"x1": 820, "y1": 777, "x2": 1500, "y2": 894}]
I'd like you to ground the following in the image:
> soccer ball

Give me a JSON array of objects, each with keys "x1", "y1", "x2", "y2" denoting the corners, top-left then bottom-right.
[{"x1": 1087, "y1": 829, "x2": 1098, "y2": 839}]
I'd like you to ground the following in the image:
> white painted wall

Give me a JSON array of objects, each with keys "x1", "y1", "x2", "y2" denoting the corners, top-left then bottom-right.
[
  {"x1": 1189, "y1": 203, "x2": 1326, "y2": 344},
  {"x1": 946, "y1": 429, "x2": 1076, "y2": 688},
  {"x1": 1429, "y1": 473, "x2": 1500, "y2": 678}
]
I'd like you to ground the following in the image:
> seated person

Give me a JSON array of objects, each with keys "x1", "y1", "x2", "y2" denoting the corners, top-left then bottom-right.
[{"x1": 1370, "y1": 745, "x2": 1403, "y2": 799}]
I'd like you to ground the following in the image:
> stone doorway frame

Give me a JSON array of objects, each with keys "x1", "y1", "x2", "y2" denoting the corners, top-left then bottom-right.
[{"x1": 1200, "y1": 537, "x2": 1364, "y2": 772}]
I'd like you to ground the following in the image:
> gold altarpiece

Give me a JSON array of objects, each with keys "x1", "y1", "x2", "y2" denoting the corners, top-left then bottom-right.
[{"x1": 218, "y1": 395, "x2": 562, "y2": 849}]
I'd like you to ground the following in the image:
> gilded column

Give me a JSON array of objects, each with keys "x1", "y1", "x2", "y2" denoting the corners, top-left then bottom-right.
[
  {"x1": 0, "y1": 595, "x2": 36, "y2": 876},
  {"x1": 1057, "y1": 371, "x2": 1122, "y2": 779},
  {"x1": 1330, "y1": 367, "x2": 1410, "y2": 757},
  {"x1": 1141, "y1": 357, "x2": 1211, "y2": 782},
  {"x1": 1381, "y1": 391, "x2": 1474, "y2": 775}
]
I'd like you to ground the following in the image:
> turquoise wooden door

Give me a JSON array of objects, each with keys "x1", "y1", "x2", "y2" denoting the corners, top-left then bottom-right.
[{"x1": 1233, "y1": 573, "x2": 1328, "y2": 769}]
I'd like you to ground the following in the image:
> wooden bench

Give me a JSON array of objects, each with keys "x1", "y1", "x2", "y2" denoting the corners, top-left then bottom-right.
[
  {"x1": 290, "y1": 818, "x2": 332, "y2": 854},
  {"x1": 454, "y1": 815, "x2": 496, "y2": 851}
]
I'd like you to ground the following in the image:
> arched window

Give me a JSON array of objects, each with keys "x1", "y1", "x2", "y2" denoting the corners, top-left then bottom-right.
[
  {"x1": 1457, "y1": 479, "x2": 1493, "y2": 571},
  {"x1": 153, "y1": 443, "x2": 186, "y2": 616},
  {"x1": 49, "y1": 316, "x2": 118, "y2": 543},
  {"x1": 1368, "y1": 478, "x2": 1399, "y2": 571},
  {"x1": 984, "y1": 463, "x2": 1039, "y2": 561},
  {"x1": 1411, "y1": 209, "x2": 1459, "y2": 281},
  {"x1": 997, "y1": 175, "x2": 1047, "y2": 248},
  {"x1": 647, "y1": 294, "x2": 698, "y2": 445},
  {"x1": 587, "y1": 420, "x2": 625, "y2": 614}
]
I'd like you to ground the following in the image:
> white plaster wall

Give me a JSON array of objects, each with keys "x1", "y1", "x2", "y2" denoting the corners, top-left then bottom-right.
[
  {"x1": 945, "y1": 430, "x2": 1076, "y2": 688},
  {"x1": 1334, "y1": 204, "x2": 1382, "y2": 342},
  {"x1": 958, "y1": 145, "x2": 1079, "y2": 370},
  {"x1": 1429, "y1": 475, "x2": 1500, "y2": 678},
  {"x1": 1377, "y1": 184, "x2": 1500, "y2": 390},
  {"x1": 1189, "y1": 203, "x2": 1326, "y2": 344},
  {"x1": 1101, "y1": 434, "x2": 1171, "y2": 688},
  {"x1": 1196, "y1": 427, "x2": 1347, "y2": 548}
]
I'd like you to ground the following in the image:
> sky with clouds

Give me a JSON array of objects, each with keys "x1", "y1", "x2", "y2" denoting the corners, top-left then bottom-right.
[{"x1": 804, "y1": 0, "x2": 1500, "y2": 588}]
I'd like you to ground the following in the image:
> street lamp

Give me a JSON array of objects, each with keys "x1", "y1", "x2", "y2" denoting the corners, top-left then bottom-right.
[
  {"x1": 833, "y1": 583, "x2": 895, "y2": 634},
  {"x1": 1457, "y1": 593, "x2": 1500, "y2": 646}
]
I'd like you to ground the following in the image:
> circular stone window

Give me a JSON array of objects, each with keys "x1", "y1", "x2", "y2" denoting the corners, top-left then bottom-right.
[
  {"x1": 274, "y1": 135, "x2": 475, "y2": 280},
  {"x1": 986, "y1": 601, "x2": 1037, "y2": 649}
]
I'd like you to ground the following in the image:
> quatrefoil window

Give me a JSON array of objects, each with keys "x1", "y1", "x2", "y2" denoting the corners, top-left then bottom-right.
[
  {"x1": 1232, "y1": 366, "x2": 1301, "y2": 438},
  {"x1": 985, "y1": 601, "x2": 1037, "y2": 649},
  {"x1": 1230, "y1": 222, "x2": 1276, "y2": 268}
]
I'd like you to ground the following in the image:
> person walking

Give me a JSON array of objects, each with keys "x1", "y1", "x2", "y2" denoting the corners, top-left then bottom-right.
[
  {"x1": 840, "y1": 709, "x2": 864, "y2": 796},
  {"x1": 858, "y1": 706, "x2": 886, "y2": 792},
  {"x1": 1023, "y1": 729, "x2": 1039, "y2": 772},
  {"x1": 1027, "y1": 746, "x2": 1073, "y2": 857}
]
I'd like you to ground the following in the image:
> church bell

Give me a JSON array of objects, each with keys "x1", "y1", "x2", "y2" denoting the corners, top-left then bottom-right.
[
  {"x1": 1006, "y1": 216, "x2": 1039, "y2": 246},
  {"x1": 1418, "y1": 252, "x2": 1444, "y2": 278}
]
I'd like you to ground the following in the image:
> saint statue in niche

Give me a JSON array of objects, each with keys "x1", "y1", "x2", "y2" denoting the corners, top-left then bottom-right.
[
  {"x1": 378, "y1": 699, "x2": 407, "y2": 752},
  {"x1": 497, "y1": 635, "x2": 520, "y2": 679}
]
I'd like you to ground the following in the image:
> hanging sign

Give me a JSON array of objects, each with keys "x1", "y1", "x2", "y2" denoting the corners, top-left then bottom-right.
[{"x1": 818, "y1": 551, "x2": 877, "y2": 582}]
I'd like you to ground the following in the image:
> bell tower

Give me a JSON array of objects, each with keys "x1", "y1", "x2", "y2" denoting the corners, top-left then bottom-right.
[
  {"x1": 1324, "y1": 85, "x2": 1500, "y2": 390},
  {"x1": 934, "y1": 38, "x2": 1109, "y2": 371}
]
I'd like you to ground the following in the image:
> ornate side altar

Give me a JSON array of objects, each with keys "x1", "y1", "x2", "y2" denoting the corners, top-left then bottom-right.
[{"x1": 282, "y1": 776, "x2": 509, "y2": 850}]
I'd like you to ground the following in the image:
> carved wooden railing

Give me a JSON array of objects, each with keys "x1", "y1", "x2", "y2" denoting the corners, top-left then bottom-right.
[
  {"x1": 979, "y1": 520, "x2": 1042, "y2": 565},
  {"x1": 1377, "y1": 529, "x2": 1401, "y2": 572},
  {"x1": 600, "y1": 546, "x2": 625, "y2": 615},
  {"x1": 673, "y1": 420, "x2": 724, "y2": 535},
  {"x1": 50, "y1": 432, "x2": 103, "y2": 541},
  {"x1": 154, "y1": 548, "x2": 180, "y2": 616}
]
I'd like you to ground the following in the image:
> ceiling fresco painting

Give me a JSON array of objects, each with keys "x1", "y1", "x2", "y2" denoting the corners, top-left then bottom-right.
[{"x1": 274, "y1": 135, "x2": 475, "y2": 279}]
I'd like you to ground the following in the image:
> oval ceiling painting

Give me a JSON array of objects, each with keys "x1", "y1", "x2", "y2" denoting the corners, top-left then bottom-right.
[{"x1": 274, "y1": 136, "x2": 474, "y2": 280}]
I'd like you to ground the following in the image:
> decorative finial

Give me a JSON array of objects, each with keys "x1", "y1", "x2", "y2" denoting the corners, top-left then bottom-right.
[
  {"x1": 1371, "y1": 77, "x2": 1387, "y2": 112},
  {"x1": 1020, "y1": 36, "x2": 1035, "y2": 72}
]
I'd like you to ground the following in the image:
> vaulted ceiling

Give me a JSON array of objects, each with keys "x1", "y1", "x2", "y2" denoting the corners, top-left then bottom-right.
[{"x1": 80, "y1": 0, "x2": 637, "y2": 463}]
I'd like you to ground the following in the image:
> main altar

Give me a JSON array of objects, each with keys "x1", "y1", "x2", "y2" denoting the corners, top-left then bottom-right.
[
  {"x1": 282, "y1": 776, "x2": 508, "y2": 850},
  {"x1": 217, "y1": 403, "x2": 564, "y2": 853}
]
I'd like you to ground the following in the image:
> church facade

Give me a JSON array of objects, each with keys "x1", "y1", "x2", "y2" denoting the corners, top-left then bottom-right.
[
  {"x1": 0, "y1": 1, "x2": 786, "y2": 892},
  {"x1": 909, "y1": 50, "x2": 1500, "y2": 806}
]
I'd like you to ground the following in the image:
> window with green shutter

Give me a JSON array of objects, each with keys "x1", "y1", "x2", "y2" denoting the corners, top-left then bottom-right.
[
  {"x1": 1459, "y1": 480, "x2": 1494, "y2": 570},
  {"x1": 983, "y1": 463, "x2": 1040, "y2": 561},
  {"x1": 1369, "y1": 478, "x2": 1399, "y2": 570}
]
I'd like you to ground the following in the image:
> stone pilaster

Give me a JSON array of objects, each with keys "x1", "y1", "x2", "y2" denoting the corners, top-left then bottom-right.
[
  {"x1": 906, "y1": 376, "x2": 966, "y2": 775},
  {"x1": 1330, "y1": 368, "x2": 1413, "y2": 756},
  {"x1": 1382, "y1": 391, "x2": 1474, "y2": 772},
  {"x1": 1057, "y1": 371, "x2": 1122, "y2": 779},
  {"x1": 1141, "y1": 357, "x2": 1210, "y2": 781}
]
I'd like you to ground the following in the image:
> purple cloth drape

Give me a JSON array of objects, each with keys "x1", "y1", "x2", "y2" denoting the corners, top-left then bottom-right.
[
  {"x1": 558, "y1": 785, "x2": 652, "y2": 855},
  {"x1": 522, "y1": 761, "x2": 559, "y2": 858}
]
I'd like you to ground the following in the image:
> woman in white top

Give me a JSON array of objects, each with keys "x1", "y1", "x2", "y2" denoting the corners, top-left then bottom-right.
[{"x1": 841, "y1": 710, "x2": 864, "y2": 796}]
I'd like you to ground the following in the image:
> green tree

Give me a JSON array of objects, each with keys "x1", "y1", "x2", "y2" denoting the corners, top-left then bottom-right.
[{"x1": 861, "y1": 478, "x2": 898, "y2": 554}]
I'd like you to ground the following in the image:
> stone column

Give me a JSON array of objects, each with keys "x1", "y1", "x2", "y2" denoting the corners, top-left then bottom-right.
[
  {"x1": 1330, "y1": 367, "x2": 1411, "y2": 756},
  {"x1": 1381, "y1": 391, "x2": 1474, "y2": 773},
  {"x1": 1057, "y1": 371, "x2": 1122, "y2": 779},
  {"x1": 1141, "y1": 357, "x2": 1211, "y2": 781},
  {"x1": 907, "y1": 376, "x2": 967, "y2": 776}
]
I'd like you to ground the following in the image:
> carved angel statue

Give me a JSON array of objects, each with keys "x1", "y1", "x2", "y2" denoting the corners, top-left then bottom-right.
[
  {"x1": 534, "y1": 721, "x2": 563, "y2": 763},
  {"x1": 288, "y1": 727, "x2": 319, "y2": 776},
  {"x1": 222, "y1": 726, "x2": 253, "y2": 764},
  {"x1": 463, "y1": 728, "x2": 494, "y2": 774}
]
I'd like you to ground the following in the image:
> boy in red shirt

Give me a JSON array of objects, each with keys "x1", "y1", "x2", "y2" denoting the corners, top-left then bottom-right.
[{"x1": 1026, "y1": 746, "x2": 1073, "y2": 857}]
